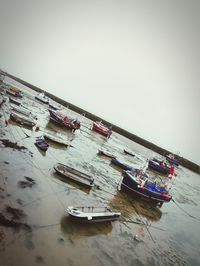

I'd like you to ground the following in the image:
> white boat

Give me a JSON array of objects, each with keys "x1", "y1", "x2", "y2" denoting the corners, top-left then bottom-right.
[
  {"x1": 123, "y1": 149, "x2": 135, "y2": 157},
  {"x1": 49, "y1": 102, "x2": 62, "y2": 110},
  {"x1": 43, "y1": 132, "x2": 71, "y2": 146},
  {"x1": 98, "y1": 149, "x2": 116, "y2": 159},
  {"x1": 10, "y1": 112, "x2": 36, "y2": 127},
  {"x1": 10, "y1": 105, "x2": 37, "y2": 119},
  {"x1": 35, "y1": 92, "x2": 49, "y2": 104},
  {"x1": 66, "y1": 206, "x2": 121, "y2": 223}
]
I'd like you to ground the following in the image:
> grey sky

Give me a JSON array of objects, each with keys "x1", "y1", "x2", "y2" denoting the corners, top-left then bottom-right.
[{"x1": 0, "y1": 0, "x2": 199, "y2": 164}]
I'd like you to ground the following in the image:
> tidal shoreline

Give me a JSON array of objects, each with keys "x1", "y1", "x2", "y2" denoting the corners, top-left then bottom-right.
[{"x1": 1, "y1": 70, "x2": 199, "y2": 173}]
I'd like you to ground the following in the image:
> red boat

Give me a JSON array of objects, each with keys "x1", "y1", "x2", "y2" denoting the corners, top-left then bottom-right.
[
  {"x1": 49, "y1": 109, "x2": 81, "y2": 131},
  {"x1": 92, "y1": 121, "x2": 112, "y2": 137}
]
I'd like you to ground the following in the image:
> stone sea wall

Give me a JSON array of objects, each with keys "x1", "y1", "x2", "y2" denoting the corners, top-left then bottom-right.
[{"x1": 1, "y1": 70, "x2": 199, "y2": 174}]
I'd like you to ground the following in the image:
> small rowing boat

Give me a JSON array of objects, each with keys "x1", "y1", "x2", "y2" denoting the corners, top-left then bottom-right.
[
  {"x1": 66, "y1": 206, "x2": 121, "y2": 223},
  {"x1": 10, "y1": 112, "x2": 36, "y2": 128},
  {"x1": 43, "y1": 132, "x2": 71, "y2": 146},
  {"x1": 98, "y1": 149, "x2": 116, "y2": 159},
  {"x1": 34, "y1": 137, "x2": 49, "y2": 151},
  {"x1": 54, "y1": 163, "x2": 94, "y2": 188}
]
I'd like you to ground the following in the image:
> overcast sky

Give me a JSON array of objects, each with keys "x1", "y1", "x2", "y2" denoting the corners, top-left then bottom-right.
[{"x1": 0, "y1": 0, "x2": 199, "y2": 164}]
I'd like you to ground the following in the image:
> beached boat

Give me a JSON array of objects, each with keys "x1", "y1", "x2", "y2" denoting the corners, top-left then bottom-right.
[
  {"x1": 9, "y1": 97, "x2": 22, "y2": 106},
  {"x1": 166, "y1": 154, "x2": 179, "y2": 166},
  {"x1": 92, "y1": 121, "x2": 112, "y2": 137},
  {"x1": 148, "y1": 159, "x2": 171, "y2": 175},
  {"x1": 48, "y1": 102, "x2": 62, "y2": 110},
  {"x1": 0, "y1": 95, "x2": 5, "y2": 107},
  {"x1": 98, "y1": 149, "x2": 116, "y2": 159},
  {"x1": 10, "y1": 112, "x2": 36, "y2": 128},
  {"x1": 6, "y1": 87, "x2": 23, "y2": 98},
  {"x1": 54, "y1": 163, "x2": 94, "y2": 188},
  {"x1": 11, "y1": 105, "x2": 37, "y2": 119},
  {"x1": 66, "y1": 206, "x2": 121, "y2": 223},
  {"x1": 123, "y1": 149, "x2": 135, "y2": 157},
  {"x1": 34, "y1": 137, "x2": 49, "y2": 151},
  {"x1": 111, "y1": 158, "x2": 133, "y2": 171},
  {"x1": 43, "y1": 132, "x2": 71, "y2": 146},
  {"x1": 49, "y1": 109, "x2": 81, "y2": 131},
  {"x1": 120, "y1": 170, "x2": 172, "y2": 206},
  {"x1": 35, "y1": 92, "x2": 49, "y2": 104}
]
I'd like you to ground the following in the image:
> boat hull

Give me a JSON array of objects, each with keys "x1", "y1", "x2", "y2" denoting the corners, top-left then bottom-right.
[
  {"x1": 10, "y1": 113, "x2": 35, "y2": 127},
  {"x1": 121, "y1": 171, "x2": 172, "y2": 205},
  {"x1": 111, "y1": 158, "x2": 133, "y2": 171},
  {"x1": 54, "y1": 163, "x2": 94, "y2": 188},
  {"x1": 148, "y1": 160, "x2": 170, "y2": 175},
  {"x1": 49, "y1": 109, "x2": 80, "y2": 130},
  {"x1": 67, "y1": 207, "x2": 121, "y2": 223},
  {"x1": 9, "y1": 97, "x2": 22, "y2": 106},
  {"x1": 92, "y1": 122, "x2": 112, "y2": 137}
]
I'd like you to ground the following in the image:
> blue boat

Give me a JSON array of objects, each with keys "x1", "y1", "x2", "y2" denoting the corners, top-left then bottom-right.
[
  {"x1": 34, "y1": 137, "x2": 49, "y2": 151},
  {"x1": 111, "y1": 158, "x2": 133, "y2": 171},
  {"x1": 148, "y1": 159, "x2": 170, "y2": 175},
  {"x1": 166, "y1": 154, "x2": 179, "y2": 166},
  {"x1": 121, "y1": 170, "x2": 172, "y2": 206}
]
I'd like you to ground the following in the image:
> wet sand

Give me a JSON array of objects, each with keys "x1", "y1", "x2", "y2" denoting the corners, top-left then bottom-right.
[{"x1": 0, "y1": 79, "x2": 200, "y2": 266}]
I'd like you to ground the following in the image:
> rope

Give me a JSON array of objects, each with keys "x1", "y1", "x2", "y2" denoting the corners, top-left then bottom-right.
[{"x1": 172, "y1": 198, "x2": 200, "y2": 221}]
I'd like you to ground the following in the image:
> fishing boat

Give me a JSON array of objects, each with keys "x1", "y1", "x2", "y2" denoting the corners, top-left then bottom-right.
[
  {"x1": 66, "y1": 206, "x2": 121, "y2": 223},
  {"x1": 98, "y1": 149, "x2": 116, "y2": 159},
  {"x1": 35, "y1": 92, "x2": 49, "y2": 104},
  {"x1": 92, "y1": 121, "x2": 112, "y2": 137},
  {"x1": 43, "y1": 132, "x2": 71, "y2": 146},
  {"x1": 120, "y1": 170, "x2": 172, "y2": 206},
  {"x1": 148, "y1": 159, "x2": 171, "y2": 175},
  {"x1": 54, "y1": 163, "x2": 94, "y2": 188},
  {"x1": 9, "y1": 97, "x2": 22, "y2": 106},
  {"x1": 10, "y1": 112, "x2": 36, "y2": 128},
  {"x1": 49, "y1": 109, "x2": 81, "y2": 131},
  {"x1": 34, "y1": 137, "x2": 49, "y2": 151},
  {"x1": 48, "y1": 102, "x2": 62, "y2": 110},
  {"x1": 111, "y1": 158, "x2": 133, "y2": 171},
  {"x1": 123, "y1": 149, "x2": 135, "y2": 157},
  {"x1": 6, "y1": 87, "x2": 23, "y2": 98},
  {"x1": 166, "y1": 154, "x2": 179, "y2": 166}
]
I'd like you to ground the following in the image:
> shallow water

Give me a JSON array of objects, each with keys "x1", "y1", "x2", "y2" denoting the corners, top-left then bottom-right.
[{"x1": 0, "y1": 80, "x2": 200, "y2": 266}]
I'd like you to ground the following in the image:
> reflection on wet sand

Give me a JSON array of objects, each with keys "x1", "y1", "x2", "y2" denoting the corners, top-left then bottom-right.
[
  {"x1": 110, "y1": 191, "x2": 162, "y2": 222},
  {"x1": 45, "y1": 120, "x2": 76, "y2": 141},
  {"x1": 60, "y1": 216, "x2": 113, "y2": 238}
]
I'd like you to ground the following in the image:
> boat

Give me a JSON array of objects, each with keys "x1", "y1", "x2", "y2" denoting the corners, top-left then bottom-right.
[
  {"x1": 11, "y1": 105, "x2": 37, "y2": 119},
  {"x1": 98, "y1": 149, "x2": 116, "y2": 158},
  {"x1": 166, "y1": 154, "x2": 179, "y2": 166},
  {"x1": 148, "y1": 159, "x2": 171, "y2": 175},
  {"x1": 9, "y1": 97, "x2": 22, "y2": 106},
  {"x1": 54, "y1": 163, "x2": 94, "y2": 188},
  {"x1": 49, "y1": 109, "x2": 81, "y2": 131},
  {"x1": 111, "y1": 158, "x2": 133, "y2": 171},
  {"x1": 0, "y1": 95, "x2": 6, "y2": 107},
  {"x1": 35, "y1": 92, "x2": 49, "y2": 104},
  {"x1": 66, "y1": 206, "x2": 121, "y2": 223},
  {"x1": 10, "y1": 112, "x2": 36, "y2": 128},
  {"x1": 120, "y1": 169, "x2": 172, "y2": 206},
  {"x1": 6, "y1": 87, "x2": 23, "y2": 98},
  {"x1": 34, "y1": 137, "x2": 49, "y2": 151},
  {"x1": 48, "y1": 102, "x2": 62, "y2": 110},
  {"x1": 43, "y1": 132, "x2": 71, "y2": 146},
  {"x1": 123, "y1": 149, "x2": 135, "y2": 157},
  {"x1": 92, "y1": 121, "x2": 112, "y2": 137}
]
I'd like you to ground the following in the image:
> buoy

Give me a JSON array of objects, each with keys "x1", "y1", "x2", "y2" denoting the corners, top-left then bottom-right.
[{"x1": 35, "y1": 123, "x2": 40, "y2": 131}]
